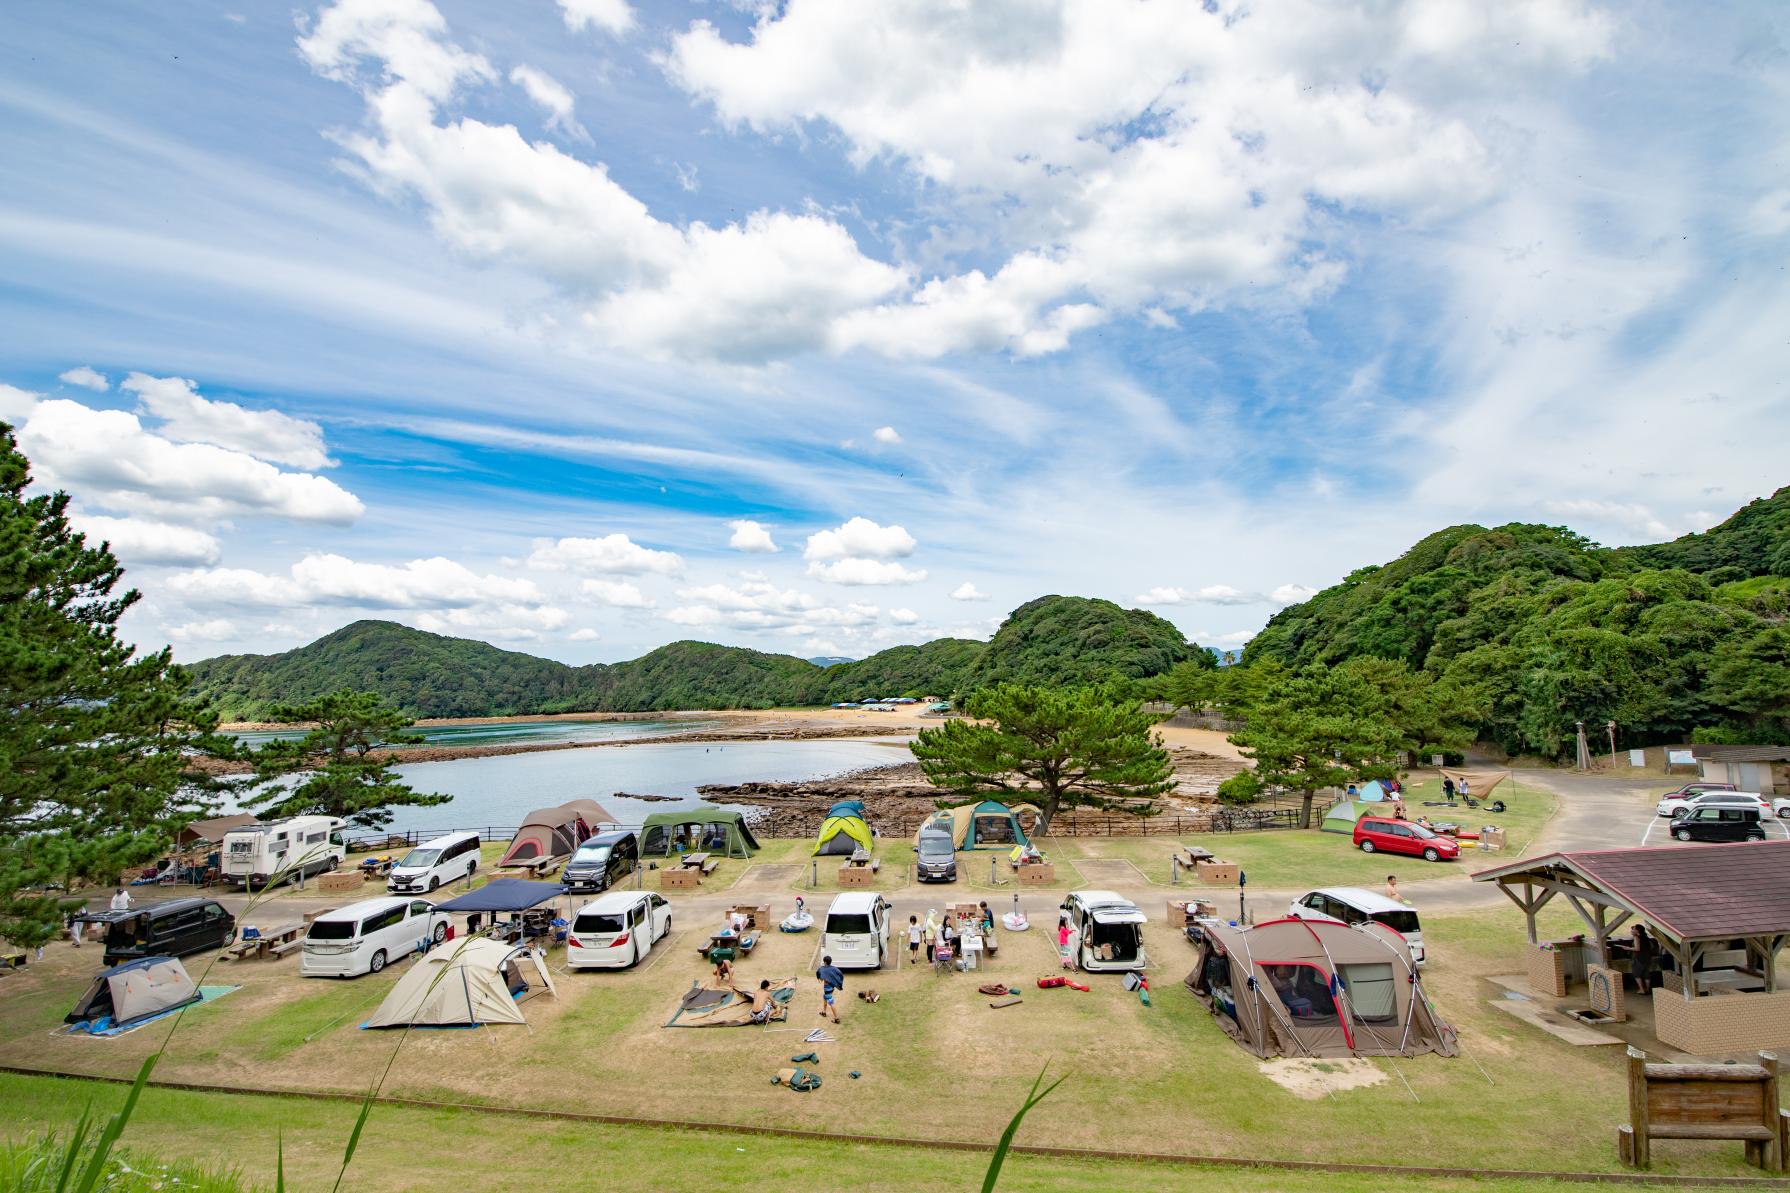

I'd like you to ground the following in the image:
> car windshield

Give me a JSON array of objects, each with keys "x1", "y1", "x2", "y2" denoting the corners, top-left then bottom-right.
[
  {"x1": 307, "y1": 920, "x2": 355, "y2": 940},
  {"x1": 827, "y1": 913, "x2": 872, "y2": 934},
  {"x1": 573, "y1": 844, "x2": 612, "y2": 863},
  {"x1": 399, "y1": 848, "x2": 440, "y2": 868},
  {"x1": 918, "y1": 835, "x2": 953, "y2": 858},
  {"x1": 1372, "y1": 910, "x2": 1421, "y2": 935},
  {"x1": 573, "y1": 913, "x2": 625, "y2": 934},
  {"x1": 1409, "y1": 824, "x2": 1438, "y2": 839}
]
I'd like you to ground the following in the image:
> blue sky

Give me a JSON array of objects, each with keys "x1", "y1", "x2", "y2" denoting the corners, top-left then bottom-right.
[{"x1": 3, "y1": 0, "x2": 1787, "y2": 664}]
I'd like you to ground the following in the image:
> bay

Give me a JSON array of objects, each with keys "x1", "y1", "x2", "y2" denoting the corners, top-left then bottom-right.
[{"x1": 230, "y1": 718, "x2": 701, "y2": 751}]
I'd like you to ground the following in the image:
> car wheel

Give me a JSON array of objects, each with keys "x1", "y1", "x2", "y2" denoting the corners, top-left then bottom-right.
[
  {"x1": 432, "y1": 922, "x2": 447, "y2": 944},
  {"x1": 428, "y1": 876, "x2": 439, "y2": 892},
  {"x1": 1747, "y1": 832, "x2": 1764, "y2": 842},
  {"x1": 220, "y1": 929, "x2": 235, "y2": 950},
  {"x1": 1359, "y1": 840, "x2": 1376, "y2": 853},
  {"x1": 326, "y1": 856, "x2": 339, "y2": 872},
  {"x1": 1672, "y1": 828, "x2": 1691, "y2": 842},
  {"x1": 1422, "y1": 848, "x2": 1440, "y2": 862},
  {"x1": 369, "y1": 949, "x2": 387, "y2": 974}
]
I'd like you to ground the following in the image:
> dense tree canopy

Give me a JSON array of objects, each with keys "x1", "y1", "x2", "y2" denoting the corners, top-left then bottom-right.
[
  {"x1": 243, "y1": 690, "x2": 450, "y2": 831},
  {"x1": 909, "y1": 683, "x2": 1175, "y2": 834}
]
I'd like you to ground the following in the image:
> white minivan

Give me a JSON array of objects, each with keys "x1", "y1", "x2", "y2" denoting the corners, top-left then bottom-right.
[
  {"x1": 566, "y1": 892, "x2": 673, "y2": 970},
  {"x1": 1059, "y1": 890, "x2": 1148, "y2": 972},
  {"x1": 387, "y1": 831, "x2": 481, "y2": 894},
  {"x1": 300, "y1": 897, "x2": 448, "y2": 978},
  {"x1": 1288, "y1": 887, "x2": 1426, "y2": 966},
  {"x1": 821, "y1": 892, "x2": 892, "y2": 969}
]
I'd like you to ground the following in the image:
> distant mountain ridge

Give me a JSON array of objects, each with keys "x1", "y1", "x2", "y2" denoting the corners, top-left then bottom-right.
[{"x1": 186, "y1": 594, "x2": 1202, "y2": 720}]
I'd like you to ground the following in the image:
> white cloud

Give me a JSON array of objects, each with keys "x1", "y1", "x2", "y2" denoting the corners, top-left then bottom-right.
[
  {"x1": 1134, "y1": 584, "x2": 1255, "y2": 607},
  {"x1": 71, "y1": 514, "x2": 221, "y2": 567},
  {"x1": 663, "y1": 579, "x2": 879, "y2": 633},
  {"x1": 580, "y1": 578, "x2": 653, "y2": 607},
  {"x1": 528, "y1": 533, "x2": 684, "y2": 575},
  {"x1": 16, "y1": 398, "x2": 362, "y2": 525},
  {"x1": 949, "y1": 582, "x2": 986, "y2": 601},
  {"x1": 166, "y1": 618, "x2": 238, "y2": 642},
  {"x1": 0, "y1": 384, "x2": 42, "y2": 424},
  {"x1": 806, "y1": 558, "x2": 927, "y2": 586},
  {"x1": 58, "y1": 366, "x2": 109, "y2": 392},
  {"x1": 122, "y1": 372, "x2": 333, "y2": 470},
  {"x1": 1269, "y1": 583, "x2": 1319, "y2": 606},
  {"x1": 804, "y1": 516, "x2": 917, "y2": 561},
  {"x1": 509, "y1": 64, "x2": 586, "y2": 139},
  {"x1": 558, "y1": 0, "x2": 634, "y2": 35},
  {"x1": 727, "y1": 518, "x2": 779, "y2": 553},
  {"x1": 569, "y1": 627, "x2": 601, "y2": 641},
  {"x1": 167, "y1": 552, "x2": 543, "y2": 610},
  {"x1": 415, "y1": 603, "x2": 570, "y2": 641},
  {"x1": 871, "y1": 425, "x2": 901, "y2": 445},
  {"x1": 888, "y1": 607, "x2": 920, "y2": 624}
]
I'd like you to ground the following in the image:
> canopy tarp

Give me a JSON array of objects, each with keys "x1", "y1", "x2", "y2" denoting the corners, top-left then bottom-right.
[
  {"x1": 498, "y1": 802, "x2": 596, "y2": 866},
  {"x1": 1440, "y1": 769, "x2": 1512, "y2": 800},
  {"x1": 639, "y1": 810, "x2": 760, "y2": 859},
  {"x1": 434, "y1": 877, "x2": 565, "y2": 914},
  {"x1": 1320, "y1": 801, "x2": 1373, "y2": 835},
  {"x1": 913, "y1": 800, "x2": 1037, "y2": 849},
  {"x1": 175, "y1": 814, "x2": 259, "y2": 847},
  {"x1": 65, "y1": 957, "x2": 198, "y2": 1029},
  {"x1": 814, "y1": 801, "x2": 874, "y2": 856},
  {"x1": 663, "y1": 978, "x2": 797, "y2": 1028},
  {"x1": 1183, "y1": 917, "x2": 1457, "y2": 1060},
  {"x1": 363, "y1": 938, "x2": 554, "y2": 1029}
]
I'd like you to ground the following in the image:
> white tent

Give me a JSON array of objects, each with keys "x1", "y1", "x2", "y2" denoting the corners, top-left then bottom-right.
[{"x1": 364, "y1": 938, "x2": 555, "y2": 1029}]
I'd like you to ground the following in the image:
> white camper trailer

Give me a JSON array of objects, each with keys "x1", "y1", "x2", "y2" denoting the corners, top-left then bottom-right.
[{"x1": 220, "y1": 816, "x2": 346, "y2": 889}]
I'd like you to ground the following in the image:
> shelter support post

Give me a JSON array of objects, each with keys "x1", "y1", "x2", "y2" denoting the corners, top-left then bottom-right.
[
  {"x1": 1561, "y1": 892, "x2": 1631, "y2": 970},
  {"x1": 1495, "y1": 879, "x2": 1558, "y2": 944}
]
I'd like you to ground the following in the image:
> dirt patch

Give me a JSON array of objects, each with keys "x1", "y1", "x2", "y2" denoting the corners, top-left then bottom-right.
[{"x1": 1258, "y1": 1057, "x2": 1388, "y2": 1099}]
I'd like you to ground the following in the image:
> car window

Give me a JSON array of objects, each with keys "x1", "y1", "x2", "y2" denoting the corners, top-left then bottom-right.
[
  {"x1": 827, "y1": 913, "x2": 872, "y2": 934},
  {"x1": 409, "y1": 901, "x2": 433, "y2": 917},
  {"x1": 203, "y1": 904, "x2": 226, "y2": 922},
  {"x1": 574, "y1": 912, "x2": 625, "y2": 934},
  {"x1": 361, "y1": 906, "x2": 405, "y2": 934}
]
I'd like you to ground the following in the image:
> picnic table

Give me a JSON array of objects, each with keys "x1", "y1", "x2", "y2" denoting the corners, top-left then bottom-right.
[
  {"x1": 221, "y1": 922, "x2": 304, "y2": 961},
  {"x1": 680, "y1": 852, "x2": 710, "y2": 869},
  {"x1": 697, "y1": 931, "x2": 758, "y2": 957}
]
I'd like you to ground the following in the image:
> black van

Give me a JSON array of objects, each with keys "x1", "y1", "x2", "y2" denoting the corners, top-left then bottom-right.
[
  {"x1": 1670, "y1": 805, "x2": 1766, "y2": 843},
  {"x1": 95, "y1": 898, "x2": 237, "y2": 965},
  {"x1": 560, "y1": 830, "x2": 640, "y2": 894}
]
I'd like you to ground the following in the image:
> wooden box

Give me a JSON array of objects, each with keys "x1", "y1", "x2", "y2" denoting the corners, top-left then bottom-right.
[
  {"x1": 1016, "y1": 863, "x2": 1056, "y2": 887},
  {"x1": 1166, "y1": 899, "x2": 1216, "y2": 926},
  {"x1": 730, "y1": 905, "x2": 772, "y2": 930},
  {"x1": 660, "y1": 868, "x2": 700, "y2": 890},
  {"x1": 318, "y1": 871, "x2": 364, "y2": 895},
  {"x1": 1194, "y1": 861, "x2": 1239, "y2": 885},
  {"x1": 838, "y1": 865, "x2": 875, "y2": 887},
  {"x1": 1480, "y1": 827, "x2": 1507, "y2": 850}
]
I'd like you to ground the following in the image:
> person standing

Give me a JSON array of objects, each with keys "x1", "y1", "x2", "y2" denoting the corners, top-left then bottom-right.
[
  {"x1": 110, "y1": 887, "x2": 133, "y2": 914},
  {"x1": 816, "y1": 955, "x2": 845, "y2": 1023},
  {"x1": 66, "y1": 907, "x2": 83, "y2": 949},
  {"x1": 906, "y1": 915, "x2": 922, "y2": 965},
  {"x1": 1442, "y1": 776, "x2": 1456, "y2": 803},
  {"x1": 923, "y1": 909, "x2": 939, "y2": 963},
  {"x1": 1458, "y1": 777, "x2": 1471, "y2": 802},
  {"x1": 1057, "y1": 915, "x2": 1075, "y2": 970},
  {"x1": 1631, "y1": 924, "x2": 1659, "y2": 995}
]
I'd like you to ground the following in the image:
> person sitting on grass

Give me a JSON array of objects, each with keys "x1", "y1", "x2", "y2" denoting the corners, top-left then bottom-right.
[
  {"x1": 734, "y1": 978, "x2": 776, "y2": 1023},
  {"x1": 816, "y1": 955, "x2": 845, "y2": 1023}
]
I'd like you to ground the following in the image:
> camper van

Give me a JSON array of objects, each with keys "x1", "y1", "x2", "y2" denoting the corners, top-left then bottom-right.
[
  {"x1": 1288, "y1": 887, "x2": 1426, "y2": 966},
  {"x1": 387, "y1": 831, "x2": 481, "y2": 894},
  {"x1": 821, "y1": 892, "x2": 892, "y2": 969},
  {"x1": 220, "y1": 816, "x2": 346, "y2": 889},
  {"x1": 300, "y1": 897, "x2": 449, "y2": 978},
  {"x1": 1059, "y1": 890, "x2": 1148, "y2": 973},
  {"x1": 566, "y1": 891, "x2": 673, "y2": 970}
]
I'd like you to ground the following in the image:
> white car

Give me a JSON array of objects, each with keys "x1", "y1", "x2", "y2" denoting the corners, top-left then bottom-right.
[
  {"x1": 820, "y1": 892, "x2": 892, "y2": 969},
  {"x1": 301, "y1": 897, "x2": 448, "y2": 978},
  {"x1": 1059, "y1": 890, "x2": 1148, "y2": 972},
  {"x1": 1655, "y1": 790, "x2": 1769, "y2": 819},
  {"x1": 566, "y1": 892, "x2": 672, "y2": 970},
  {"x1": 1773, "y1": 797, "x2": 1790, "y2": 820},
  {"x1": 1288, "y1": 887, "x2": 1425, "y2": 966},
  {"x1": 387, "y1": 830, "x2": 481, "y2": 894}
]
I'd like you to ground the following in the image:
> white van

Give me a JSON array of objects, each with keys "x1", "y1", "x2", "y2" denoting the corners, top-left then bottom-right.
[
  {"x1": 566, "y1": 892, "x2": 673, "y2": 970},
  {"x1": 1288, "y1": 887, "x2": 1426, "y2": 966},
  {"x1": 821, "y1": 892, "x2": 891, "y2": 969},
  {"x1": 388, "y1": 831, "x2": 481, "y2": 894},
  {"x1": 300, "y1": 897, "x2": 448, "y2": 978},
  {"x1": 221, "y1": 816, "x2": 346, "y2": 889},
  {"x1": 1060, "y1": 890, "x2": 1148, "y2": 972}
]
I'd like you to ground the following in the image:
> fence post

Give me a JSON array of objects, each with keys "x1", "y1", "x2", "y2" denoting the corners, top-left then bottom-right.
[{"x1": 1171, "y1": 856, "x2": 1179, "y2": 886}]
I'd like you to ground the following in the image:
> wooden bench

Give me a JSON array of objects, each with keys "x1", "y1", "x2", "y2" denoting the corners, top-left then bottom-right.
[
  {"x1": 1618, "y1": 1047, "x2": 1786, "y2": 1170},
  {"x1": 268, "y1": 938, "x2": 304, "y2": 959},
  {"x1": 218, "y1": 941, "x2": 259, "y2": 963},
  {"x1": 699, "y1": 859, "x2": 720, "y2": 878}
]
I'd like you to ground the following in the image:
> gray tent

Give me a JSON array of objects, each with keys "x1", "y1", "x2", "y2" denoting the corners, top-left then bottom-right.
[{"x1": 66, "y1": 956, "x2": 199, "y2": 1029}]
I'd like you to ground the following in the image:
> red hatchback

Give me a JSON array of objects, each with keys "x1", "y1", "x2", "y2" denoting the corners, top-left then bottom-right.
[{"x1": 1353, "y1": 817, "x2": 1460, "y2": 863}]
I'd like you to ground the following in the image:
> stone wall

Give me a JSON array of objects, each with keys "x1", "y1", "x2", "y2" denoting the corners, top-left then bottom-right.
[{"x1": 1652, "y1": 988, "x2": 1790, "y2": 1054}]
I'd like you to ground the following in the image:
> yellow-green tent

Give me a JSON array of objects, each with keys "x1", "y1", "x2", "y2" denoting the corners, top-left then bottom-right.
[{"x1": 813, "y1": 801, "x2": 874, "y2": 856}]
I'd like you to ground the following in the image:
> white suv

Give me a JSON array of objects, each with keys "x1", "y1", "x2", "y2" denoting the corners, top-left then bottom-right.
[{"x1": 1655, "y1": 790, "x2": 1769, "y2": 819}]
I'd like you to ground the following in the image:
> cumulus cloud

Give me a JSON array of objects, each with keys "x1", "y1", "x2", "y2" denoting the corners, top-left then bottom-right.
[
  {"x1": 806, "y1": 558, "x2": 927, "y2": 586},
  {"x1": 569, "y1": 627, "x2": 601, "y2": 641},
  {"x1": 528, "y1": 533, "x2": 684, "y2": 575},
  {"x1": 949, "y1": 582, "x2": 986, "y2": 601},
  {"x1": 166, "y1": 552, "x2": 544, "y2": 610},
  {"x1": 17, "y1": 398, "x2": 362, "y2": 526},
  {"x1": 663, "y1": 579, "x2": 878, "y2": 633},
  {"x1": 872, "y1": 425, "x2": 901, "y2": 444},
  {"x1": 727, "y1": 519, "x2": 779, "y2": 553},
  {"x1": 415, "y1": 603, "x2": 570, "y2": 641},
  {"x1": 580, "y1": 578, "x2": 653, "y2": 607},
  {"x1": 1, "y1": 383, "x2": 43, "y2": 424},
  {"x1": 1269, "y1": 583, "x2": 1319, "y2": 606},
  {"x1": 558, "y1": 0, "x2": 633, "y2": 35},
  {"x1": 71, "y1": 514, "x2": 221, "y2": 567},
  {"x1": 122, "y1": 372, "x2": 333, "y2": 470},
  {"x1": 509, "y1": 64, "x2": 586, "y2": 139},
  {"x1": 803, "y1": 516, "x2": 917, "y2": 561},
  {"x1": 888, "y1": 607, "x2": 920, "y2": 624},
  {"x1": 58, "y1": 366, "x2": 109, "y2": 391},
  {"x1": 1134, "y1": 584, "x2": 1255, "y2": 607},
  {"x1": 165, "y1": 618, "x2": 238, "y2": 642}
]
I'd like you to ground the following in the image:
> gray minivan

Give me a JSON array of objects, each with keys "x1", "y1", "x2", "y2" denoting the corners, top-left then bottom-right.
[{"x1": 914, "y1": 828, "x2": 957, "y2": 882}]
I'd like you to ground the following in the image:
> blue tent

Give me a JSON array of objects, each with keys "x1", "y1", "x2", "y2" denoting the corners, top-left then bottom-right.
[{"x1": 1359, "y1": 780, "x2": 1388, "y2": 802}]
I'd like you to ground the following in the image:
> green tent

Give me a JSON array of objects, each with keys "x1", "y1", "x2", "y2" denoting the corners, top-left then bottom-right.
[
  {"x1": 639, "y1": 810, "x2": 761, "y2": 859},
  {"x1": 1320, "y1": 800, "x2": 1372, "y2": 835}
]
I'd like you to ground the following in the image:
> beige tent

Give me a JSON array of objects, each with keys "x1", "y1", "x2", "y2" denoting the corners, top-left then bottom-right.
[
  {"x1": 175, "y1": 814, "x2": 259, "y2": 847},
  {"x1": 913, "y1": 800, "x2": 1040, "y2": 849},
  {"x1": 498, "y1": 800, "x2": 610, "y2": 867},
  {"x1": 363, "y1": 938, "x2": 555, "y2": 1029},
  {"x1": 66, "y1": 957, "x2": 199, "y2": 1029},
  {"x1": 1184, "y1": 917, "x2": 1457, "y2": 1059}
]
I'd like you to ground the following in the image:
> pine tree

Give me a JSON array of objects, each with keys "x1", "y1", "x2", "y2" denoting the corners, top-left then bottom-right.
[{"x1": 243, "y1": 690, "x2": 451, "y2": 831}]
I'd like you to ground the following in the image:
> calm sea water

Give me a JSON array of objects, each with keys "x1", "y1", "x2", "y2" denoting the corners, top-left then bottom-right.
[
  {"x1": 230, "y1": 718, "x2": 699, "y2": 751},
  {"x1": 374, "y1": 737, "x2": 909, "y2": 835}
]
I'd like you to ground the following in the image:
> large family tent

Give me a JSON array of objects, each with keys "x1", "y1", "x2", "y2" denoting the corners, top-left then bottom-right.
[
  {"x1": 914, "y1": 800, "x2": 1037, "y2": 849},
  {"x1": 363, "y1": 938, "x2": 555, "y2": 1029},
  {"x1": 498, "y1": 800, "x2": 612, "y2": 867},
  {"x1": 1184, "y1": 917, "x2": 1458, "y2": 1060},
  {"x1": 813, "y1": 801, "x2": 874, "y2": 856},
  {"x1": 639, "y1": 810, "x2": 760, "y2": 859},
  {"x1": 1320, "y1": 800, "x2": 1373, "y2": 835},
  {"x1": 65, "y1": 957, "x2": 198, "y2": 1029}
]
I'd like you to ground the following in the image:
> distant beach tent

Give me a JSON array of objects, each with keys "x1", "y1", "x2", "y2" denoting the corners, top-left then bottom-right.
[
  {"x1": 1320, "y1": 800, "x2": 1373, "y2": 835},
  {"x1": 363, "y1": 938, "x2": 554, "y2": 1029},
  {"x1": 639, "y1": 810, "x2": 760, "y2": 859},
  {"x1": 498, "y1": 800, "x2": 612, "y2": 867},
  {"x1": 915, "y1": 800, "x2": 1037, "y2": 849},
  {"x1": 813, "y1": 800, "x2": 874, "y2": 856},
  {"x1": 65, "y1": 957, "x2": 199, "y2": 1030},
  {"x1": 1358, "y1": 780, "x2": 1387, "y2": 803}
]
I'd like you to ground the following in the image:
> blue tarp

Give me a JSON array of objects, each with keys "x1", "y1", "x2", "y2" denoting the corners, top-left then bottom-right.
[{"x1": 433, "y1": 878, "x2": 563, "y2": 913}]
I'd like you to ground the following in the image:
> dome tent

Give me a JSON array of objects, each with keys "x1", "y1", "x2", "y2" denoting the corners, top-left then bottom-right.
[
  {"x1": 813, "y1": 800, "x2": 874, "y2": 856},
  {"x1": 914, "y1": 800, "x2": 1037, "y2": 849},
  {"x1": 66, "y1": 957, "x2": 199, "y2": 1030},
  {"x1": 498, "y1": 800, "x2": 612, "y2": 867},
  {"x1": 363, "y1": 938, "x2": 554, "y2": 1029},
  {"x1": 1320, "y1": 800, "x2": 1373, "y2": 834}
]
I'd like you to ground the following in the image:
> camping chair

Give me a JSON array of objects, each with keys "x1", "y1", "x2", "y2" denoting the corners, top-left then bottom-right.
[{"x1": 934, "y1": 943, "x2": 956, "y2": 974}]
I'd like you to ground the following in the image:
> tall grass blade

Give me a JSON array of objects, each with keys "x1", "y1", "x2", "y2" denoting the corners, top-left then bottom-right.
[
  {"x1": 71, "y1": 1053, "x2": 157, "y2": 1193},
  {"x1": 49, "y1": 1112, "x2": 92, "y2": 1193},
  {"x1": 981, "y1": 1063, "x2": 1066, "y2": 1193},
  {"x1": 276, "y1": 1131, "x2": 285, "y2": 1193},
  {"x1": 331, "y1": 1094, "x2": 376, "y2": 1193}
]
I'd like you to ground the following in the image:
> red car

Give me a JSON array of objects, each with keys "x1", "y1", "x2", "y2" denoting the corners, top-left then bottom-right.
[{"x1": 1353, "y1": 817, "x2": 1459, "y2": 863}]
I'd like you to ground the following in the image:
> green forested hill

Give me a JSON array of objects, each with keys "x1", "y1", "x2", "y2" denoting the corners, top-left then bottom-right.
[
  {"x1": 186, "y1": 595, "x2": 1202, "y2": 720},
  {"x1": 1247, "y1": 487, "x2": 1790, "y2": 754}
]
